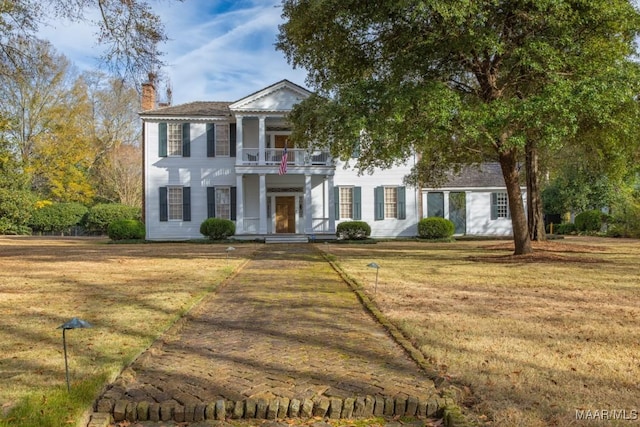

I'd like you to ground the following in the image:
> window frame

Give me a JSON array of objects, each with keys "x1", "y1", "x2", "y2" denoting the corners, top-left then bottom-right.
[
  {"x1": 491, "y1": 192, "x2": 511, "y2": 219},
  {"x1": 339, "y1": 187, "x2": 354, "y2": 219},
  {"x1": 167, "y1": 123, "x2": 183, "y2": 156},
  {"x1": 167, "y1": 186, "x2": 183, "y2": 221},
  {"x1": 215, "y1": 187, "x2": 231, "y2": 220},
  {"x1": 215, "y1": 124, "x2": 230, "y2": 157}
]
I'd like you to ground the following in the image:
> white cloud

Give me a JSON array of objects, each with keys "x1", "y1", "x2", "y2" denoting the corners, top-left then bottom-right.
[{"x1": 40, "y1": 0, "x2": 309, "y2": 104}]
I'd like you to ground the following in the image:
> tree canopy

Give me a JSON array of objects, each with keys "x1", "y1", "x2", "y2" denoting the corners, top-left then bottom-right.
[
  {"x1": 0, "y1": 0, "x2": 179, "y2": 82},
  {"x1": 277, "y1": 0, "x2": 640, "y2": 254}
]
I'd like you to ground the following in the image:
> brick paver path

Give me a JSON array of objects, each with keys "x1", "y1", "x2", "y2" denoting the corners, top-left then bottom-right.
[{"x1": 101, "y1": 244, "x2": 435, "y2": 407}]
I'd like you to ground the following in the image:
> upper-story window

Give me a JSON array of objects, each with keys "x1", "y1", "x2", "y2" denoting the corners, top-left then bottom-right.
[
  {"x1": 168, "y1": 123, "x2": 183, "y2": 156},
  {"x1": 215, "y1": 124, "x2": 230, "y2": 157}
]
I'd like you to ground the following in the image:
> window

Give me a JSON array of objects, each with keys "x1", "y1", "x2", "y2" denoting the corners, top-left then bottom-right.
[
  {"x1": 215, "y1": 187, "x2": 231, "y2": 219},
  {"x1": 374, "y1": 186, "x2": 406, "y2": 220},
  {"x1": 491, "y1": 192, "x2": 510, "y2": 219},
  {"x1": 334, "y1": 186, "x2": 361, "y2": 220},
  {"x1": 339, "y1": 187, "x2": 353, "y2": 219},
  {"x1": 384, "y1": 187, "x2": 398, "y2": 218},
  {"x1": 168, "y1": 123, "x2": 183, "y2": 156},
  {"x1": 159, "y1": 186, "x2": 191, "y2": 222},
  {"x1": 215, "y1": 124, "x2": 230, "y2": 157},
  {"x1": 167, "y1": 187, "x2": 183, "y2": 220}
]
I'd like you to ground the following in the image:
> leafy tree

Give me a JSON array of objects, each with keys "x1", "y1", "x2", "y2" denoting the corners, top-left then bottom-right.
[
  {"x1": 84, "y1": 73, "x2": 142, "y2": 207},
  {"x1": 277, "y1": 0, "x2": 640, "y2": 255},
  {"x1": 0, "y1": 0, "x2": 177, "y2": 82},
  {"x1": 0, "y1": 38, "x2": 77, "y2": 168}
]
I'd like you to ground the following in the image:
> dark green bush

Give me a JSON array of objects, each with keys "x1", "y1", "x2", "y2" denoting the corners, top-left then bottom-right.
[
  {"x1": 29, "y1": 202, "x2": 88, "y2": 233},
  {"x1": 0, "y1": 188, "x2": 36, "y2": 235},
  {"x1": 85, "y1": 203, "x2": 141, "y2": 234},
  {"x1": 418, "y1": 217, "x2": 455, "y2": 239},
  {"x1": 554, "y1": 222, "x2": 577, "y2": 235},
  {"x1": 200, "y1": 218, "x2": 235, "y2": 240},
  {"x1": 574, "y1": 209, "x2": 603, "y2": 232},
  {"x1": 336, "y1": 221, "x2": 371, "y2": 240},
  {"x1": 107, "y1": 219, "x2": 145, "y2": 241}
]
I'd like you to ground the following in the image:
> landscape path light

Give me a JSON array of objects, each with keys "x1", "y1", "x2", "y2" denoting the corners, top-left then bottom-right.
[
  {"x1": 226, "y1": 246, "x2": 236, "y2": 263},
  {"x1": 367, "y1": 262, "x2": 380, "y2": 295},
  {"x1": 57, "y1": 317, "x2": 92, "y2": 392}
]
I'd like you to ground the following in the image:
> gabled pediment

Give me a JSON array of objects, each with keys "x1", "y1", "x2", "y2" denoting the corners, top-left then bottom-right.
[{"x1": 230, "y1": 80, "x2": 312, "y2": 113}]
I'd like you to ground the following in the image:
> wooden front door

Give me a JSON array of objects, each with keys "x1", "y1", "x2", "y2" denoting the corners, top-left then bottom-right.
[
  {"x1": 275, "y1": 196, "x2": 296, "y2": 233},
  {"x1": 274, "y1": 135, "x2": 289, "y2": 149}
]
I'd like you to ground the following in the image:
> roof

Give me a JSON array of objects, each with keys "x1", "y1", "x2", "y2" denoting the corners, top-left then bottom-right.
[
  {"x1": 436, "y1": 163, "x2": 507, "y2": 188},
  {"x1": 139, "y1": 101, "x2": 232, "y2": 117}
]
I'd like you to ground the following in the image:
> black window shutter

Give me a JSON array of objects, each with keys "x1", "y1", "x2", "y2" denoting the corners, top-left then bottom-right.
[
  {"x1": 159, "y1": 187, "x2": 168, "y2": 221},
  {"x1": 158, "y1": 123, "x2": 167, "y2": 157},
  {"x1": 230, "y1": 186, "x2": 237, "y2": 220},
  {"x1": 207, "y1": 187, "x2": 215, "y2": 218},
  {"x1": 397, "y1": 186, "x2": 406, "y2": 219},
  {"x1": 206, "y1": 123, "x2": 215, "y2": 157},
  {"x1": 182, "y1": 123, "x2": 190, "y2": 157},
  {"x1": 353, "y1": 187, "x2": 361, "y2": 220},
  {"x1": 182, "y1": 187, "x2": 191, "y2": 221},
  {"x1": 229, "y1": 123, "x2": 236, "y2": 157},
  {"x1": 374, "y1": 187, "x2": 384, "y2": 220},
  {"x1": 334, "y1": 187, "x2": 340, "y2": 220}
]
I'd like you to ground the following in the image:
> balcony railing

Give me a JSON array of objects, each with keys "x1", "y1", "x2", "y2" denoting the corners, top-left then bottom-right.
[{"x1": 238, "y1": 148, "x2": 331, "y2": 166}]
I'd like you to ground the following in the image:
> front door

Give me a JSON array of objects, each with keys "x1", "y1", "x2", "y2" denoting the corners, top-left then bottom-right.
[{"x1": 275, "y1": 196, "x2": 296, "y2": 233}]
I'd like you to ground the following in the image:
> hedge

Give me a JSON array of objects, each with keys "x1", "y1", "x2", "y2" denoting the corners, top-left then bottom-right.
[
  {"x1": 85, "y1": 203, "x2": 141, "y2": 234},
  {"x1": 107, "y1": 219, "x2": 145, "y2": 241},
  {"x1": 29, "y1": 202, "x2": 88, "y2": 233},
  {"x1": 336, "y1": 221, "x2": 371, "y2": 240},
  {"x1": 418, "y1": 217, "x2": 455, "y2": 239},
  {"x1": 200, "y1": 218, "x2": 235, "y2": 240}
]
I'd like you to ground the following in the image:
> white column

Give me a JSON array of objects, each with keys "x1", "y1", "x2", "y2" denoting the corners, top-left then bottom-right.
[
  {"x1": 259, "y1": 174, "x2": 267, "y2": 234},
  {"x1": 444, "y1": 191, "x2": 450, "y2": 220},
  {"x1": 235, "y1": 115, "x2": 243, "y2": 166},
  {"x1": 327, "y1": 174, "x2": 336, "y2": 233},
  {"x1": 235, "y1": 174, "x2": 244, "y2": 234},
  {"x1": 305, "y1": 174, "x2": 313, "y2": 234},
  {"x1": 258, "y1": 115, "x2": 266, "y2": 165}
]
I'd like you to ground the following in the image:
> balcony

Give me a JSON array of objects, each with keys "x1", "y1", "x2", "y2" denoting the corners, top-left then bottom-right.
[{"x1": 238, "y1": 148, "x2": 331, "y2": 167}]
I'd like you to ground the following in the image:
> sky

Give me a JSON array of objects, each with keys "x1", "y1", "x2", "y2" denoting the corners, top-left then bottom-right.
[{"x1": 39, "y1": 0, "x2": 309, "y2": 105}]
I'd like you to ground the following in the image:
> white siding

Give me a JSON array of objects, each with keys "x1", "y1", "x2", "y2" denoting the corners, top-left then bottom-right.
[{"x1": 333, "y1": 158, "x2": 419, "y2": 238}]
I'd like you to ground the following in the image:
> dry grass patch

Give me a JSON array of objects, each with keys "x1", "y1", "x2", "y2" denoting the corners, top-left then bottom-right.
[
  {"x1": 0, "y1": 237, "x2": 255, "y2": 424},
  {"x1": 321, "y1": 237, "x2": 640, "y2": 426}
]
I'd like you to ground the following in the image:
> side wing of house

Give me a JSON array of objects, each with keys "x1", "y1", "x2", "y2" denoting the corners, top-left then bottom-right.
[{"x1": 421, "y1": 163, "x2": 527, "y2": 236}]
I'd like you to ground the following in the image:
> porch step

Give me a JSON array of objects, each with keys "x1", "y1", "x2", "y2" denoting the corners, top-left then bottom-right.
[{"x1": 265, "y1": 235, "x2": 309, "y2": 244}]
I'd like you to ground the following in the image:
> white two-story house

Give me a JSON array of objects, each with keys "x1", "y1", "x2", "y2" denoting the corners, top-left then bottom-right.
[{"x1": 141, "y1": 80, "x2": 420, "y2": 241}]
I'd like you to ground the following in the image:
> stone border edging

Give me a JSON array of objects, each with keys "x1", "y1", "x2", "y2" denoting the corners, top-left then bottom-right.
[{"x1": 89, "y1": 394, "x2": 459, "y2": 426}]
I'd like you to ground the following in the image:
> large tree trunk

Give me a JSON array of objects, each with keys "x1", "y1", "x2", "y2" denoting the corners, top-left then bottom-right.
[
  {"x1": 526, "y1": 139, "x2": 546, "y2": 241},
  {"x1": 498, "y1": 148, "x2": 533, "y2": 255}
]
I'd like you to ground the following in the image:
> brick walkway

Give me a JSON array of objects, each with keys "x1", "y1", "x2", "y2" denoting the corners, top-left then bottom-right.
[{"x1": 95, "y1": 244, "x2": 438, "y2": 423}]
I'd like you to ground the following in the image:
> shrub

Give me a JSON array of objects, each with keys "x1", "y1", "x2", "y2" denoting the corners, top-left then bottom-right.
[
  {"x1": 85, "y1": 203, "x2": 141, "y2": 234},
  {"x1": 574, "y1": 209, "x2": 603, "y2": 232},
  {"x1": 200, "y1": 218, "x2": 235, "y2": 240},
  {"x1": 29, "y1": 202, "x2": 88, "y2": 234},
  {"x1": 418, "y1": 217, "x2": 455, "y2": 239},
  {"x1": 0, "y1": 188, "x2": 36, "y2": 234},
  {"x1": 107, "y1": 219, "x2": 145, "y2": 241},
  {"x1": 336, "y1": 221, "x2": 371, "y2": 240},
  {"x1": 554, "y1": 222, "x2": 577, "y2": 235}
]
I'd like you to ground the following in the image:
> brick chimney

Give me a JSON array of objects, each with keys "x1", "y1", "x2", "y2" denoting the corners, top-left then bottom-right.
[{"x1": 141, "y1": 82, "x2": 156, "y2": 111}]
